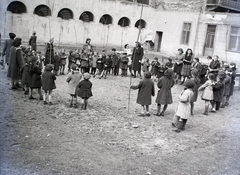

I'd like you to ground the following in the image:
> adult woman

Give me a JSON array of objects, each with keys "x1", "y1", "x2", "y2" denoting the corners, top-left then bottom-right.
[
  {"x1": 174, "y1": 48, "x2": 184, "y2": 83},
  {"x1": 181, "y1": 48, "x2": 193, "y2": 84},
  {"x1": 131, "y1": 42, "x2": 144, "y2": 78},
  {"x1": 7, "y1": 38, "x2": 23, "y2": 89},
  {"x1": 44, "y1": 38, "x2": 54, "y2": 66}
]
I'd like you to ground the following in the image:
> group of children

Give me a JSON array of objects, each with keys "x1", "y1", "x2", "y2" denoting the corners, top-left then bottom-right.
[{"x1": 130, "y1": 58, "x2": 237, "y2": 133}]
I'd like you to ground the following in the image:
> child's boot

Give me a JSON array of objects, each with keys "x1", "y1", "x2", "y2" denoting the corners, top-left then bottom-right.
[{"x1": 173, "y1": 121, "x2": 184, "y2": 133}]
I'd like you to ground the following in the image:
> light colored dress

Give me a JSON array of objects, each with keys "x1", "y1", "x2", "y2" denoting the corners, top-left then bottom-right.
[{"x1": 198, "y1": 80, "x2": 214, "y2": 101}]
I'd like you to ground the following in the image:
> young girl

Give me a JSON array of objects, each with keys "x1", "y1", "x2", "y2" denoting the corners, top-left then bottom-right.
[
  {"x1": 91, "y1": 51, "x2": 98, "y2": 75},
  {"x1": 150, "y1": 57, "x2": 160, "y2": 81},
  {"x1": 59, "y1": 49, "x2": 67, "y2": 75},
  {"x1": 190, "y1": 69, "x2": 200, "y2": 115},
  {"x1": 100, "y1": 55, "x2": 112, "y2": 79},
  {"x1": 221, "y1": 68, "x2": 232, "y2": 107},
  {"x1": 174, "y1": 48, "x2": 184, "y2": 83},
  {"x1": 120, "y1": 52, "x2": 129, "y2": 77},
  {"x1": 80, "y1": 49, "x2": 89, "y2": 73},
  {"x1": 198, "y1": 73, "x2": 215, "y2": 115},
  {"x1": 141, "y1": 57, "x2": 150, "y2": 73},
  {"x1": 21, "y1": 47, "x2": 31, "y2": 95},
  {"x1": 66, "y1": 64, "x2": 82, "y2": 108},
  {"x1": 76, "y1": 73, "x2": 93, "y2": 110},
  {"x1": 155, "y1": 69, "x2": 175, "y2": 116},
  {"x1": 94, "y1": 54, "x2": 104, "y2": 78},
  {"x1": 130, "y1": 72, "x2": 155, "y2": 116},
  {"x1": 212, "y1": 72, "x2": 225, "y2": 111},
  {"x1": 28, "y1": 56, "x2": 43, "y2": 100},
  {"x1": 172, "y1": 79, "x2": 194, "y2": 133},
  {"x1": 181, "y1": 48, "x2": 193, "y2": 84},
  {"x1": 42, "y1": 64, "x2": 56, "y2": 105}
]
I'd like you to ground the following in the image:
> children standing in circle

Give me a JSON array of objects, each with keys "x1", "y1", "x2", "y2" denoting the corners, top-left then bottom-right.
[
  {"x1": 76, "y1": 73, "x2": 93, "y2": 110},
  {"x1": 66, "y1": 64, "x2": 82, "y2": 108},
  {"x1": 198, "y1": 73, "x2": 215, "y2": 115},
  {"x1": 130, "y1": 72, "x2": 155, "y2": 116},
  {"x1": 42, "y1": 64, "x2": 56, "y2": 105},
  {"x1": 155, "y1": 69, "x2": 175, "y2": 116}
]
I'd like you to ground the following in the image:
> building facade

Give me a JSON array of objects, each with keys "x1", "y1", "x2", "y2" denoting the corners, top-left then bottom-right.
[{"x1": 0, "y1": 0, "x2": 240, "y2": 63}]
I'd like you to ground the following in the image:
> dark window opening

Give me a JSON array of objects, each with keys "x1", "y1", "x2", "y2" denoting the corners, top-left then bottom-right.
[
  {"x1": 80, "y1": 11, "x2": 94, "y2": 22},
  {"x1": 57, "y1": 8, "x2": 73, "y2": 20},
  {"x1": 137, "y1": 0, "x2": 149, "y2": 5},
  {"x1": 7, "y1": 1, "x2": 27, "y2": 14},
  {"x1": 135, "y1": 19, "x2": 146, "y2": 29},
  {"x1": 118, "y1": 17, "x2": 130, "y2": 27},
  {"x1": 34, "y1": 5, "x2": 51, "y2": 17},
  {"x1": 99, "y1": 14, "x2": 113, "y2": 25}
]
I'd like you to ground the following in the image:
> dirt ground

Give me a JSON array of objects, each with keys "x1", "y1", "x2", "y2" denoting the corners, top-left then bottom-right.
[{"x1": 0, "y1": 63, "x2": 240, "y2": 175}]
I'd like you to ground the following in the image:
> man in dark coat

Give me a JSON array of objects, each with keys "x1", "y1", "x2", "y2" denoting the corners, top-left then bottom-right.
[
  {"x1": 2, "y1": 33, "x2": 16, "y2": 66},
  {"x1": 29, "y1": 32, "x2": 37, "y2": 51},
  {"x1": 7, "y1": 37, "x2": 23, "y2": 89},
  {"x1": 131, "y1": 42, "x2": 144, "y2": 78}
]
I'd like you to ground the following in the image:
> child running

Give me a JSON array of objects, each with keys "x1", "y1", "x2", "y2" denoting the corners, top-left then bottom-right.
[
  {"x1": 76, "y1": 73, "x2": 93, "y2": 110},
  {"x1": 42, "y1": 64, "x2": 56, "y2": 105},
  {"x1": 66, "y1": 64, "x2": 82, "y2": 108},
  {"x1": 172, "y1": 79, "x2": 194, "y2": 133},
  {"x1": 130, "y1": 72, "x2": 155, "y2": 117}
]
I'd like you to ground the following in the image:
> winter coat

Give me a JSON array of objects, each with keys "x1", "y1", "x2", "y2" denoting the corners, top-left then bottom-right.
[
  {"x1": 229, "y1": 71, "x2": 236, "y2": 96},
  {"x1": 111, "y1": 54, "x2": 118, "y2": 67},
  {"x1": 150, "y1": 61, "x2": 160, "y2": 75},
  {"x1": 96, "y1": 57, "x2": 104, "y2": 70},
  {"x1": 29, "y1": 35, "x2": 37, "y2": 51},
  {"x1": 190, "y1": 77, "x2": 200, "y2": 102},
  {"x1": 2, "y1": 39, "x2": 14, "y2": 64},
  {"x1": 21, "y1": 55, "x2": 31, "y2": 86},
  {"x1": 42, "y1": 71, "x2": 56, "y2": 91},
  {"x1": 213, "y1": 81, "x2": 224, "y2": 102},
  {"x1": 155, "y1": 76, "x2": 175, "y2": 104},
  {"x1": 44, "y1": 43, "x2": 54, "y2": 65},
  {"x1": 28, "y1": 61, "x2": 42, "y2": 89},
  {"x1": 76, "y1": 79, "x2": 93, "y2": 99},
  {"x1": 223, "y1": 75, "x2": 231, "y2": 96},
  {"x1": 81, "y1": 54, "x2": 89, "y2": 68},
  {"x1": 199, "y1": 80, "x2": 214, "y2": 101},
  {"x1": 7, "y1": 46, "x2": 23, "y2": 81},
  {"x1": 59, "y1": 53, "x2": 67, "y2": 66},
  {"x1": 66, "y1": 70, "x2": 82, "y2": 95},
  {"x1": 91, "y1": 55, "x2": 98, "y2": 68},
  {"x1": 132, "y1": 47, "x2": 144, "y2": 72},
  {"x1": 142, "y1": 62, "x2": 150, "y2": 72},
  {"x1": 131, "y1": 78, "x2": 155, "y2": 105},
  {"x1": 175, "y1": 89, "x2": 193, "y2": 119},
  {"x1": 103, "y1": 57, "x2": 112, "y2": 70},
  {"x1": 52, "y1": 55, "x2": 60, "y2": 71}
]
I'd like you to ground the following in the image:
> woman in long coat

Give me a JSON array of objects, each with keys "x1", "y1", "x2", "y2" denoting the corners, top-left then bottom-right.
[
  {"x1": 155, "y1": 69, "x2": 175, "y2": 116},
  {"x1": 7, "y1": 37, "x2": 23, "y2": 89},
  {"x1": 44, "y1": 38, "x2": 54, "y2": 65},
  {"x1": 2, "y1": 33, "x2": 16, "y2": 65},
  {"x1": 131, "y1": 42, "x2": 144, "y2": 78}
]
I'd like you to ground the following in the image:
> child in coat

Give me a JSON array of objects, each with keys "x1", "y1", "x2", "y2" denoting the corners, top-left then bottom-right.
[
  {"x1": 76, "y1": 73, "x2": 93, "y2": 110},
  {"x1": 190, "y1": 69, "x2": 200, "y2": 115},
  {"x1": 212, "y1": 72, "x2": 225, "y2": 111},
  {"x1": 150, "y1": 57, "x2": 160, "y2": 81},
  {"x1": 155, "y1": 69, "x2": 175, "y2": 116},
  {"x1": 120, "y1": 52, "x2": 129, "y2": 77},
  {"x1": 172, "y1": 79, "x2": 194, "y2": 133},
  {"x1": 80, "y1": 49, "x2": 89, "y2": 74},
  {"x1": 28, "y1": 56, "x2": 43, "y2": 100},
  {"x1": 59, "y1": 49, "x2": 67, "y2": 75},
  {"x1": 42, "y1": 64, "x2": 56, "y2": 105},
  {"x1": 130, "y1": 72, "x2": 155, "y2": 116},
  {"x1": 100, "y1": 55, "x2": 112, "y2": 79},
  {"x1": 90, "y1": 51, "x2": 98, "y2": 75},
  {"x1": 66, "y1": 64, "x2": 82, "y2": 108},
  {"x1": 141, "y1": 57, "x2": 150, "y2": 73},
  {"x1": 221, "y1": 68, "x2": 232, "y2": 108},
  {"x1": 198, "y1": 73, "x2": 215, "y2": 115}
]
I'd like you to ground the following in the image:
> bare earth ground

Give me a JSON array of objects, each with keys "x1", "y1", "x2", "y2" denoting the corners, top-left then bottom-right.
[{"x1": 0, "y1": 66, "x2": 240, "y2": 175}]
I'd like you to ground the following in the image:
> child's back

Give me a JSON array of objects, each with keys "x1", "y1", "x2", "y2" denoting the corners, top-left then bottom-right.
[{"x1": 67, "y1": 70, "x2": 82, "y2": 95}]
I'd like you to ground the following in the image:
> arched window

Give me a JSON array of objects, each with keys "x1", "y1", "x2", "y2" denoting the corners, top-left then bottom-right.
[
  {"x1": 34, "y1": 5, "x2": 51, "y2": 17},
  {"x1": 7, "y1": 1, "x2": 27, "y2": 14},
  {"x1": 118, "y1": 17, "x2": 130, "y2": 27},
  {"x1": 57, "y1": 8, "x2": 73, "y2": 20},
  {"x1": 79, "y1": 11, "x2": 94, "y2": 22},
  {"x1": 135, "y1": 19, "x2": 146, "y2": 29},
  {"x1": 99, "y1": 14, "x2": 113, "y2": 25}
]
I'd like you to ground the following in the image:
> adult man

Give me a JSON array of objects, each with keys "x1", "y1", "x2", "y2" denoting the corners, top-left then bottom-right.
[{"x1": 29, "y1": 32, "x2": 37, "y2": 51}]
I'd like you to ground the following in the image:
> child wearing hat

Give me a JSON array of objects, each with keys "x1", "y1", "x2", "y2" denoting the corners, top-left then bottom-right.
[
  {"x1": 66, "y1": 64, "x2": 82, "y2": 108},
  {"x1": 76, "y1": 73, "x2": 93, "y2": 110},
  {"x1": 172, "y1": 79, "x2": 194, "y2": 133},
  {"x1": 130, "y1": 72, "x2": 155, "y2": 116},
  {"x1": 42, "y1": 64, "x2": 56, "y2": 105}
]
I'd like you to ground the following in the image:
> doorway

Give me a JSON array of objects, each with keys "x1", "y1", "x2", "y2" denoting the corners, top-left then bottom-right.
[
  {"x1": 154, "y1": 31, "x2": 163, "y2": 52},
  {"x1": 204, "y1": 25, "x2": 216, "y2": 56}
]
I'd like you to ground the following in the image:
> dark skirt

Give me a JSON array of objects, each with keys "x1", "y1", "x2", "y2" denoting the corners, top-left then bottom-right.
[
  {"x1": 77, "y1": 89, "x2": 93, "y2": 99},
  {"x1": 173, "y1": 63, "x2": 183, "y2": 74},
  {"x1": 181, "y1": 64, "x2": 191, "y2": 77}
]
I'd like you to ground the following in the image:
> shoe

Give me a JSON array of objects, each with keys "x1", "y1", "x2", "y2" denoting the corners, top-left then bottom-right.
[
  {"x1": 154, "y1": 113, "x2": 161, "y2": 116},
  {"x1": 24, "y1": 91, "x2": 29, "y2": 95},
  {"x1": 69, "y1": 103, "x2": 73, "y2": 108},
  {"x1": 202, "y1": 112, "x2": 208, "y2": 115},
  {"x1": 43, "y1": 101, "x2": 48, "y2": 105},
  {"x1": 39, "y1": 95, "x2": 43, "y2": 100},
  {"x1": 49, "y1": 102, "x2": 53, "y2": 105},
  {"x1": 160, "y1": 112, "x2": 164, "y2": 116},
  {"x1": 29, "y1": 96, "x2": 35, "y2": 99},
  {"x1": 172, "y1": 129, "x2": 181, "y2": 133},
  {"x1": 138, "y1": 113, "x2": 145, "y2": 117},
  {"x1": 146, "y1": 113, "x2": 151, "y2": 117},
  {"x1": 10, "y1": 86, "x2": 17, "y2": 90},
  {"x1": 210, "y1": 108, "x2": 216, "y2": 112},
  {"x1": 220, "y1": 105, "x2": 225, "y2": 108},
  {"x1": 225, "y1": 102, "x2": 229, "y2": 106}
]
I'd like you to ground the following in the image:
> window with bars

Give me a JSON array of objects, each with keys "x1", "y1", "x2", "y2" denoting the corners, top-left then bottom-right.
[
  {"x1": 228, "y1": 26, "x2": 240, "y2": 52},
  {"x1": 180, "y1": 23, "x2": 191, "y2": 45}
]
